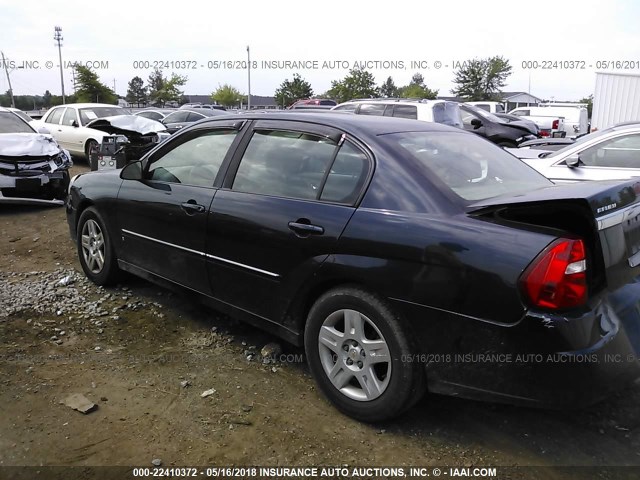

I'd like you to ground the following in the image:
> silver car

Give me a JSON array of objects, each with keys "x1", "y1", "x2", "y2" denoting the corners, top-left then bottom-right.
[{"x1": 509, "y1": 123, "x2": 640, "y2": 183}]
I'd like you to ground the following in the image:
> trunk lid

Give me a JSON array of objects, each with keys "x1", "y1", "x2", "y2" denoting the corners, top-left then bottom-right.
[{"x1": 468, "y1": 179, "x2": 640, "y2": 293}]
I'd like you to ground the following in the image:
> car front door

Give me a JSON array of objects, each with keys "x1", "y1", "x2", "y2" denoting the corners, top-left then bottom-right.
[
  {"x1": 207, "y1": 120, "x2": 372, "y2": 323},
  {"x1": 116, "y1": 122, "x2": 244, "y2": 294}
]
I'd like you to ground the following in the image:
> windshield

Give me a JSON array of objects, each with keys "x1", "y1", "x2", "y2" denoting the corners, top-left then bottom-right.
[
  {"x1": 79, "y1": 107, "x2": 128, "y2": 126},
  {"x1": 0, "y1": 112, "x2": 35, "y2": 133},
  {"x1": 382, "y1": 131, "x2": 552, "y2": 202}
]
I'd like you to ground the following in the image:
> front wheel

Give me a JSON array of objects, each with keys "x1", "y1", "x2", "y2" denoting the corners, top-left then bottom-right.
[
  {"x1": 304, "y1": 287, "x2": 425, "y2": 422},
  {"x1": 85, "y1": 139, "x2": 99, "y2": 164},
  {"x1": 76, "y1": 207, "x2": 120, "y2": 285}
]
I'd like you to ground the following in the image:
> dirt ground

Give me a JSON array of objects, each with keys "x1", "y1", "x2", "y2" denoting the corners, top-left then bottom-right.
[{"x1": 1, "y1": 164, "x2": 640, "y2": 480}]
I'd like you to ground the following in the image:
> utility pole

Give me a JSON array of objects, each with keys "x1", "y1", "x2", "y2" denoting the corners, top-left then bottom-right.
[
  {"x1": 247, "y1": 45, "x2": 251, "y2": 110},
  {"x1": 1, "y1": 51, "x2": 16, "y2": 108},
  {"x1": 54, "y1": 26, "x2": 65, "y2": 104},
  {"x1": 112, "y1": 78, "x2": 116, "y2": 94}
]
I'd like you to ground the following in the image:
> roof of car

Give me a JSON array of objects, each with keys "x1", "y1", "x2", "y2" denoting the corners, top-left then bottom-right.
[
  {"x1": 199, "y1": 111, "x2": 463, "y2": 136},
  {"x1": 48, "y1": 103, "x2": 124, "y2": 109}
]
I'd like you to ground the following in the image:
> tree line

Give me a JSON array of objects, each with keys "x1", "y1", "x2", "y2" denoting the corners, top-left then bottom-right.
[{"x1": 0, "y1": 56, "x2": 592, "y2": 110}]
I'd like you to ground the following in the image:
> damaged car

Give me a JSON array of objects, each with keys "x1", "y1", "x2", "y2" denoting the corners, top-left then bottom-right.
[
  {"x1": 85, "y1": 115, "x2": 170, "y2": 171},
  {"x1": 67, "y1": 113, "x2": 640, "y2": 422},
  {"x1": 0, "y1": 107, "x2": 72, "y2": 205}
]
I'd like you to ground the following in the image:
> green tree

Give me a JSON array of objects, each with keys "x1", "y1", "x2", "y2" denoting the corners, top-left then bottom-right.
[
  {"x1": 43, "y1": 90, "x2": 52, "y2": 108},
  {"x1": 326, "y1": 68, "x2": 379, "y2": 103},
  {"x1": 579, "y1": 94, "x2": 593, "y2": 117},
  {"x1": 398, "y1": 72, "x2": 438, "y2": 99},
  {"x1": 379, "y1": 76, "x2": 399, "y2": 98},
  {"x1": 150, "y1": 73, "x2": 188, "y2": 107},
  {"x1": 126, "y1": 76, "x2": 147, "y2": 107},
  {"x1": 274, "y1": 73, "x2": 313, "y2": 107},
  {"x1": 74, "y1": 65, "x2": 117, "y2": 104},
  {"x1": 451, "y1": 56, "x2": 512, "y2": 101},
  {"x1": 147, "y1": 69, "x2": 165, "y2": 106},
  {"x1": 211, "y1": 84, "x2": 245, "y2": 107}
]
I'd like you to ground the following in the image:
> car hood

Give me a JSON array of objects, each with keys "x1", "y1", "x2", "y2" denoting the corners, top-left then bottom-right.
[
  {"x1": 86, "y1": 115, "x2": 167, "y2": 136},
  {"x1": 0, "y1": 133, "x2": 63, "y2": 157}
]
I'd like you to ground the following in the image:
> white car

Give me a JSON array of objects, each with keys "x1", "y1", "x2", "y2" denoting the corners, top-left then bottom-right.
[
  {"x1": 509, "y1": 122, "x2": 640, "y2": 183},
  {"x1": 36, "y1": 103, "x2": 130, "y2": 159},
  {"x1": 0, "y1": 107, "x2": 72, "y2": 205},
  {"x1": 331, "y1": 99, "x2": 463, "y2": 128}
]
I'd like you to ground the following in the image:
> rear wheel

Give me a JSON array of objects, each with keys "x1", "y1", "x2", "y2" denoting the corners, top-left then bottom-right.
[
  {"x1": 76, "y1": 207, "x2": 120, "y2": 285},
  {"x1": 304, "y1": 286, "x2": 425, "y2": 422}
]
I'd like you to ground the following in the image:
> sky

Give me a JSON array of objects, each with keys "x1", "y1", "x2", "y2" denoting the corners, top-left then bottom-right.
[{"x1": 1, "y1": 0, "x2": 639, "y2": 102}]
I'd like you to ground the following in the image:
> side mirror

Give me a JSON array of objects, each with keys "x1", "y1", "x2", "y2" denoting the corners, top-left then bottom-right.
[
  {"x1": 471, "y1": 118, "x2": 482, "y2": 128},
  {"x1": 565, "y1": 154, "x2": 581, "y2": 168},
  {"x1": 71, "y1": 120, "x2": 79, "y2": 128},
  {"x1": 120, "y1": 160, "x2": 143, "y2": 180}
]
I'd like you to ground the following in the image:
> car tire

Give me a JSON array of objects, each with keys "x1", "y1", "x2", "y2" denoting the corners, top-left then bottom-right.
[
  {"x1": 304, "y1": 286, "x2": 425, "y2": 422},
  {"x1": 76, "y1": 207, "x2": 120, "y2": 286},
  {"x1": 85, "y1": 139, "x2": 99, "y2": 162}
]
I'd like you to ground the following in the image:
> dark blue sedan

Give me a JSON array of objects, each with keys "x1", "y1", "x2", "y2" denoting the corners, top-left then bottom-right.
[{"x1": 66, "y1": 112, "x2": 640, "y2": 421}]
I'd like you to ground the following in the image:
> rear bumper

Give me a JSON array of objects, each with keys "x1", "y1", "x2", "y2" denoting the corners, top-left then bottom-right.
[{"x1": 392, "y1": 285, "x2": 640, "y2": 408}]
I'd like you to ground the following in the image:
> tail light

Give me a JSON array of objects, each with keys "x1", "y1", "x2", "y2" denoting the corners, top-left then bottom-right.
[
  {"x1": 520, "y1": 239, "x2": 587, "y2": 310},
  {"x1": 540, "y1": 129, "x2": 550, "y2": 137},
  {"x1": 552, "y1": 119, "x2": 559, "y2": 130}
]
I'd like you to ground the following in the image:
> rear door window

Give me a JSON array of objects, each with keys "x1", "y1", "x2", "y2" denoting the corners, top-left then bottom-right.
[
  {"x1": 392, "y1": 105, "x2": 418, "y2": 120},
  {"x1": 357, "y1": 103, "x2": 387, "y2": 116},
  {"x1": 45, "y1": 108, "x2": 64, "y2": 125},
  {"x1": 232, "y1": 130, "x2": 338, "y2": 200}
]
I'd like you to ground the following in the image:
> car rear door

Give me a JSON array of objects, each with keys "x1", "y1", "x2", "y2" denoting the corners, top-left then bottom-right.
[
  {"x1": 206, "y1": 119, "x2": 372, "y2": 321},
  {"x1": 116, "y1": 121, "x2": 245, "y2": 294},
  {"x1": 41, "y1": 107, "x2": 65, "y2": 144},
  {"x1": 56, "y1": 107, "x2": 81, "y2": 153}
]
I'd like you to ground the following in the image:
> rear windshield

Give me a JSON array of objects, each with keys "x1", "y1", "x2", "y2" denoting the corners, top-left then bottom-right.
[
  {"x1": 0, "y1": 112, "x2": 35, "y2": 133},
  {"x1": 433, "y1": 102, "x2": 463, "y2": 128},
  {"x1": 382, "y1": 131, "x2": 552, "y2": 202}
]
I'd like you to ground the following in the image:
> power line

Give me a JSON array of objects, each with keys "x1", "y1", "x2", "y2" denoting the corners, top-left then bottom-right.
[
  {"x1": 54, "y1": 26, "x2": 65, "y2": 104},
  {"x1": 1, "y1": 51, "x2": 16, "y2": 107}
]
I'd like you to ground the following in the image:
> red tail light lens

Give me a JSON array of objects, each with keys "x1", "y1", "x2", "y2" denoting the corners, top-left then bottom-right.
[
  {"x1": 520, "y1": 239, "x2": 587, "y2": 310},
  {"x1": 552, "y1": 119, "x2": 559, "y2": 129}
]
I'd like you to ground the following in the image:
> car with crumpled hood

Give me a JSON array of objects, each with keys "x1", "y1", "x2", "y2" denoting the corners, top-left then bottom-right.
[{"x1": 0, "y1": 107, "x2": 72, "y2": 206}]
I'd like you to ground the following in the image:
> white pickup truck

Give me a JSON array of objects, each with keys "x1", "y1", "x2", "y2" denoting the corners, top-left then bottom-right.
[{"x1": 508, "y1": 106, "x2": 566, "y2": 138}]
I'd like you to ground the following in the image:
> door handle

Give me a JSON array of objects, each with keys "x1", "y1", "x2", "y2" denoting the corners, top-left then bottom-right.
[
  {"x1": 181, "y1": 201, "x2": 206, "y2": 214},
  {"x1": 288, "y1": 220, "x2": 324, "y2": 235}
]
